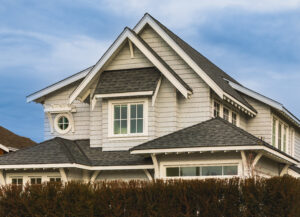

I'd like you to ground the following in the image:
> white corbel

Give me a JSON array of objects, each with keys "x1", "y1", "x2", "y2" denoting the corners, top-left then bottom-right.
[
  {"x1": 252, "y1": 152, "x2": 263, "y2": 168},
  {"x1": 90, "y1": 170, "x2": 101, "y2": 182},
  {"x1": 144, "y1": 169, "x2": 153, "y2": 181},
  {"x1": 152, "y1": 77, "x2": 162, "y2": 106},
  {"x1": 280, "y1": 164, "x2": 289, "y2": 176},
  {"x1": 151, "y1": 154, "x2": 160, "y2": 179}
]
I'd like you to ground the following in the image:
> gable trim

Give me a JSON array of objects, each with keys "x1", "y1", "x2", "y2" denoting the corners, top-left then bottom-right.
[
  {"x1": 69, "y1": 28, "x2": 191, "y2": 104},
  {"x1": 26, "y1": 66, "x2": 92, "y2": 103},
  {"x1": 94, "y1": 91, "x2": 153, "y2": 99},
  {"x1": 134, "y1": 14, "x2": 256, "y2": 115}
]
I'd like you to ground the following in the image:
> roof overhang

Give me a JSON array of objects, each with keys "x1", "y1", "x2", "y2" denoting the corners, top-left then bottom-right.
[
  {"x1": 130, "y1": 145, "x2": 299, "y2": 165},
  {"x1": 134, "y1": 14, "x2": 256, "y2": 116},
  {"x1": 0, "y1": 163, "x2": 154, "y2": 171},
  {"x1": 26, "y1": 66, "x2": 92, "y2": 103},
  {"x1": 227, "y1": 80, "x2": 300, "y2": 127},
  {"x1": 69, "y1": 27, "x2": 192, "y2": 104}
]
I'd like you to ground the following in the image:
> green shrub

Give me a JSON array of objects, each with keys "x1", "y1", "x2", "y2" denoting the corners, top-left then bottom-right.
[{"x1": 0, "y1": 176, "x2": 299, "y2": 217}]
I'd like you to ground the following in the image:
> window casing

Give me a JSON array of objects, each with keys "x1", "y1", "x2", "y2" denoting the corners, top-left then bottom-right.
[
  {"x1": 212, "y1": 100, "x2": 239, "y2": 126},
  {"x1": 49, "y1": 177, "x2": 61, "y2": 183},
  {"x1": 166, "y1": 165, "x2": 238, "y2": 178},
  {"x1": 54, "y1": 113, "x2": 72, "y2": 134},
  {"x1": 12, "y1": 178, "x2": 23, "y2": 186},
  {"x1": 30, "y1": 177, "x2": 42, "y2": 185},
  {"x1": 272, "y1": 115, "x2": 290, "y2": 153},
  {"x1": 108, "y1": 99, "x2": 148, "y2": 137}
]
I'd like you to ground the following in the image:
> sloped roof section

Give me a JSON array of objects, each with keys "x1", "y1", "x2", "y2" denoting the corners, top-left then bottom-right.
[
  {"x1": 0, "y1": 126, "x2": 36, "y2": 150},
  {"x1": 144, "y1": 14, "x2": 255, "y2": 113},
  {"x1": 94, "y1": 67, "x2": 161, "y2": 95},
  {"x1": 130, "y1": 117, "x2": 298, "y2": 162},
  {"x1": 0, "y1": 137, "x2": 152, "y2": 166}
]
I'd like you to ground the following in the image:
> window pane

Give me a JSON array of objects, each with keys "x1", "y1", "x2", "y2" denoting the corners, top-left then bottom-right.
[
  {"x1": 223, "y1": 108, "x2": 229, "y2": 121},
  {"x1": 137, "y1": 104, "x2": 143, "y2": 118},
  {"x1": 283, "y1": 127, "x2": 287, "y2": 152},
  {"x1": 121, "y1": 105, "x2": 127, "y2": 119},
  {"x1": 130, "y1": 104, "x2": 137, "y2": 118},
  {"x1": 114, "y1": 120, "x2": 120, "y2": 134},
  {"x1": 50, "y1": 178, "x2": 55, "y2": 182},
  {"x1": 121, "y1": 120, "x2": 127, "y2": 134},
  {"x1": 278, "y1": 123, "x2": 282, "y2": 150},
  {"x1": 37, "y1": 178, "x2": 42, "y2": 184},
  {"x1": 272, "y1": 118, "x2": 276, "y2": 146},
  {"x1": 180, "y1": 167, "x2": 199, "y2": 176},
  {"x1": 130, "y1": 119, "x2": 136, "y2": 133},
  {"x1": 202, "y1": 166, "x2": 222, "y2": 176},
  {"x1": 114, "y1": 105, "x2": 120, "y2": 119},
  {"x1": 166, "y1": 168, "x2": 179, "y2": 177},
  {"x1": 223, "y1": 166, "x2": 238, "y2": 175},
  {"x1": 214, "y1": 102, "x2": 220, "y2": 117},
  {"x1": 12, "y1": 179, "x2": 17, "y2": 185},
  {"x1": 18, "y1": 179, "x2": 23, "y2": 185},
  {"x1": 232, "y1": 112, "x2": 237, "y2": 125},
  {"x1": 31, "y1": 178, "x2": 36, "y2": 184},
  {"x1": 137, "y1": 119, "x2": 143, "y2": 133},
  {"x1": 56, "y1": 178, "x2": 61, "y2": 182}
]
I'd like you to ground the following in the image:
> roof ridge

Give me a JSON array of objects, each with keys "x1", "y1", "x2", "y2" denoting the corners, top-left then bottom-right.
[
  {"x1": 74, "y1": 140, "x2": 93, "y2": 166},
  {"x1": 54, "y1": 137, "x2": 76, "y2": 164},
  {"x1": 130, "y1": 118, "x2": 217, "y2": 151}
]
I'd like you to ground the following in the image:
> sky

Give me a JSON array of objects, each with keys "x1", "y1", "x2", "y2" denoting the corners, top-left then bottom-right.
[{"x1": 1, "y1": 0, "x2": 300, "y2": 142}]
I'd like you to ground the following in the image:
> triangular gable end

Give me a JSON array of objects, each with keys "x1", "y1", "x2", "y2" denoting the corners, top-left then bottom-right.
[
  {"x1": 69, "y1": 27, "x2": 192, "y2": 104},
  {"x1": 134, "y1": 13, "x2": 257, "y2": 117}
]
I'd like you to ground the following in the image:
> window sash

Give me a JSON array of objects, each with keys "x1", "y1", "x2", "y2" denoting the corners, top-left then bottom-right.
[{"x1": 113, "y1": 103, "x2": 144, "y2": 135}]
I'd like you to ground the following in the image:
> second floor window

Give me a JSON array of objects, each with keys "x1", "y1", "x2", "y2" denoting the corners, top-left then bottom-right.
[
  {"x1": 112, "y1": 102, "x2": 145, "y2": 136},
  {"x1": 214, "y1": 102, "x2": 220, "y2": 117},
  {"x1": 212, "y1": 100, "x2": 239, "y2": 126},
  {"x1": 272, "y1": 116, "x2": 290, "y2": 153},
  {"x1": 223, "y1": 108, "x2": 229, "y2": 121}
]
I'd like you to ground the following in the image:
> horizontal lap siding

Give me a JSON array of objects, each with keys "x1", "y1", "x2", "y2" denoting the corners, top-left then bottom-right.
[
  {"x1": 44, "y1": 84, "x2": 90, "y2": 140},
  {"x1": 140, "y1": 26, "x2": 211, "y2": 133},
  {"x1": 243, "y1": 96, "x2": 272, "y2": 144},
  {"x1": 294, "y1": 130, "x2": 300, "y2": 160},
  {"x1": 105, "y1": 42, "x2": 153, "y2": 71},
  {"x1": 96, "y1": 170, "x2": 148, "y2": 181}
]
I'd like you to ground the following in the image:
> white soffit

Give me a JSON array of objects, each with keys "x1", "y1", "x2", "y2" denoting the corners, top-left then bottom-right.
[
  {"x1": 227, "y1": 80, "x2": 300, "y2": 126},
  {"x1": 26, "y1": 66, "x2": 92, "y2": 103}
]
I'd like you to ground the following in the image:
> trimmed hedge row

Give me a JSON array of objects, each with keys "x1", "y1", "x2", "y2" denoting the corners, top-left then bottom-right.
[{"x1": 0, "y1": 176, "x2": 299, "y2": 217}]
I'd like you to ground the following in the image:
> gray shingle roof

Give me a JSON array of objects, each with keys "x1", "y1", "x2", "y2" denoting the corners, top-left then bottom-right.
[
  {"x1": 131, "y1": 117, "x2": 298, "y2": 162},
  {"x1": 147, "y1": 14, "x2": 256, "y2": 113},
  {"x1": 290, "y1": 165, "x2": 300, "y2": 174},
  {"x1": 94, "y1": 67, "x2": 161, "y2": 95},
  {"x1": 0, "y1": 137, "x2": 152, "y2": 166}
]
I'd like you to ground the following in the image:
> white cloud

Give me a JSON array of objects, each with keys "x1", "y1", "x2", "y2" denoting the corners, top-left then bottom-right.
[
  {"x1": 0, "y1": 29, "x2": 111, "y2": 82},
  {"x1": 80, "y1": 0, "x2": 300, "y2": 28}
]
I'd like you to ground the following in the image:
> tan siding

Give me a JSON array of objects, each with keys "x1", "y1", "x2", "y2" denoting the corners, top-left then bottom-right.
[
  {"x1": 140, "y1": 26, "x2": 211, "y2": 132},
  {"x1": 243, "y1": 96, "x2": 272, "y2": 144},
  {"x1": 96, "y1": 170, "x2": 149, "y2": 181},
  {"x1": 105, "y1": 41, "x2": 153, "y2": 71},
  {"x1": 256, "y1": 157, "x2": 280, "y2": 177},
  {"x1": 44, "y1": 84, "x2": 90, "y2": 140}
]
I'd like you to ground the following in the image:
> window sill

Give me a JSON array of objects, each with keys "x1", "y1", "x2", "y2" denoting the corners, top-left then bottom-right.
[{"x1": 108, "y1": 135, "x2": 149, "y2": 141}]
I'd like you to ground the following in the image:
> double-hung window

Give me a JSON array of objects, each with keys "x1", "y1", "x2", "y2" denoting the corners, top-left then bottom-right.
[
  {"x1": 110, "y1": 99, "x2": 147, "y2": 137},
  {"x1": 272, "y1": 116, "x2": 289, "y2": 153},
  {"x1": 213, "y1": 102, "x2": 220, "y2": 117}
]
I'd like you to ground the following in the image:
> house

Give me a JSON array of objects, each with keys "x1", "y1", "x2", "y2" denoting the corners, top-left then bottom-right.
[
  {"x1": 0, "y1": 126, "x2": 36, "y2": 155},
  {"x1": 0, "y1": 13, "x2": 299, "y2": 186}
]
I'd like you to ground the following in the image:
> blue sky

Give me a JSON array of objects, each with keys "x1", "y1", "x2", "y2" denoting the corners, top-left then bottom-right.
[{"x1": 1, "y1": 0, "x2": 300, "y2": 142}]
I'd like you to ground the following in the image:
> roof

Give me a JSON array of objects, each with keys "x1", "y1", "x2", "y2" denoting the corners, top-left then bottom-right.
[
  {"x1": 94, "y1": 67, "x2": 161, "y2": 95},
  {"x1": 0, "y1": 137, "x2": 152, "y2": 166},
  {"x1": 145, "y1": 14, "x2": 256, "y2": 113},
  {"x1": 130, "y1": 117, "x2": 298, "y2": 162},
  {"x1": 0, "y1": 126, "x2": 36, "y2": 150},
  {"x1": 26, "y1": 66, "x2": 93, "y2": 102},
  {"x1": 290, "y1": 165, "x2": 300, "y2": 174}
]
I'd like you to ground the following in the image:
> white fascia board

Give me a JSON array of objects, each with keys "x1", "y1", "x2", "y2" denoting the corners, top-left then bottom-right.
[
  {"x1": 223, "y1": 93, "x2": 257, "y2": 116},
  {"x1": 0, "y1": 144, "x2": 10, "y2": 153},
  {"x1": 69, "y1": 29, "x2": 131, "y2": 104},
  {"x1": 69, "y1": 28, "x2": 191, "y2": 103},
  {"x1": 0, "y1": 163, "x2": 154, "y2": 171},
  {"x1": 95, "y1": 91, "x2": 153, "y2": 99},
  {"x1": 228, "y1": 81, "x2": 300, "y2": 125},
  {"x1": 134, "y1": 15, "x2": 223, "y2": 99},
  {"x1": 130, "y1": 145, "x2": 298, "y2": 164},
  {"x1": 26, "y1": 67, "x2": 92, "y2": 103}
]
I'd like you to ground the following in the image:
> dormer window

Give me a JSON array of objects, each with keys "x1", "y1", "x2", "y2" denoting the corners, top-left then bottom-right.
[
  {"x1": 212, "y1": 100, "x2": 239, "y2": 126},
  {"x1": 108, "y1": 99, "x2": 148, "y2": 138}
]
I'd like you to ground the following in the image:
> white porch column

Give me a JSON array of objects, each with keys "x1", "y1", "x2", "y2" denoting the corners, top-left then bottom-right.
[
  {"x1": 0, "y1": 170, "x2": 5, "y2": 185},
  {"x1": 59, "y1": 168, "x2": 68, "y2": 182},
  {"x1": 151, "y1": 154, "x2": 160, "y2": 179},
  {"x1": 90, "y1": 170, "x2": 101, "y2": 182},
  {"x1": 241, "y1": 151, "x2": 249, "y2": 177}
]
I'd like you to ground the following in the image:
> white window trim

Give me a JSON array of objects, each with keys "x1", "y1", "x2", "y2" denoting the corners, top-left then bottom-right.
[
  {"x1": 211, "y1": 99, "x2": 240, "y2": 127},
  {"x1": 272, "y1": 114, "x2": 290, "y2": 154},
  {"x1": 7, "y1": 172, "x2": 61, "y2": 185},
  {"x1": 54, "y1": 113, "x2": 73, "y2": 134},
  {"x1": 108, "y1": 98, "x2": 149, "y2": 138},
  {"x1": 160, "y1": 159, "x2": 242, "y2": 179}
]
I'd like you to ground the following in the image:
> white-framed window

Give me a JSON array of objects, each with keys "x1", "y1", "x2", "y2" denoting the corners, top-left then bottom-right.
[
  {"x1": 11, "y1": 177, "x2": 23, "y2": 186},
  {"x1": 290, "y1": 129, "x2": 295, "y2": 156},
  {"x1": 30, "y1": 177, "x2": 42, "y2": 185},
  {"x1": 165, "y1": 165, "x2": 238, "y2": 178},
  {"x1": 108, "y1": 98, "x2": 148, "y2": 137},
  {"x1": 212, "y1": 100, "x2": 239, "y2": 126},
  {"x1": 272, "y1": 115, "x2": 289, "y2": 153},
  {"x1": 54, "y1": 113, "x2": 72, "y2": 134},
  {"x1": 49, "y1": 177, "x2": 61, "y2": 183}
]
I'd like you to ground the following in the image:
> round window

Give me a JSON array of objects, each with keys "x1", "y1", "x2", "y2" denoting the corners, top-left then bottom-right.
[{"x1": 54, "y1": 114, "x2": 71, "y2": 134}]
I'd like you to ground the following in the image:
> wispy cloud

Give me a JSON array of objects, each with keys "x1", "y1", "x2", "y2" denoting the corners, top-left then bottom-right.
[{"x1": 0, "y1": 29, "x2": 111, "y2": 82}]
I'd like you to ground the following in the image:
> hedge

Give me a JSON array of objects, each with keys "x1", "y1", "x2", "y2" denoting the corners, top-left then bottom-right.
[{"x1": 0, "y1": 176, "x2": 299, "y2": 217}]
